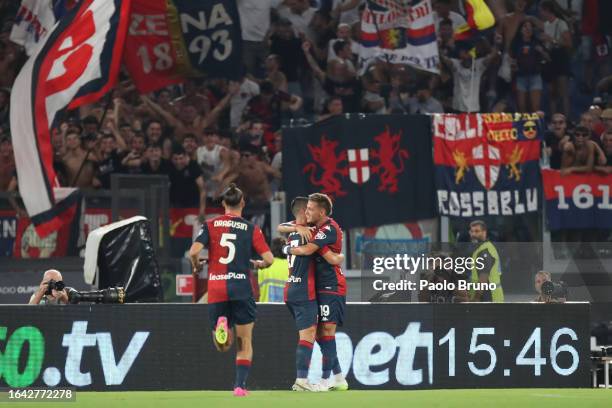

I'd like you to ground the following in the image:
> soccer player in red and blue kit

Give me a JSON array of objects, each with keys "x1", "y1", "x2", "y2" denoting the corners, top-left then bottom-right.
[
  {"x1": 189, "y1": 184, "x2": 274, "y2": 397},
  {"x1": 278, "y1": 197, "x2": 345, "y2": 391},
  {"x1": 283, "y1": 193, "x2": 349, "y2": 391}
]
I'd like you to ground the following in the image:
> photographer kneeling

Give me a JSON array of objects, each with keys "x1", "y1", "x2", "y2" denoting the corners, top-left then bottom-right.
[{"x1": 29, "y1": 269, "x2": 71, "y2": 305}]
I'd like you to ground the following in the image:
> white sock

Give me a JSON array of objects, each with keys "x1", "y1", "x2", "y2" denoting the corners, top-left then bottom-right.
[{"x1": 334, "y1": 373, "x2": 345, "y2": 382}]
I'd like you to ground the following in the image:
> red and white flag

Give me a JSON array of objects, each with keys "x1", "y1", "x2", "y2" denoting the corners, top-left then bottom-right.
[{"x1": 10, "y1": 0, "x2": 131, "y2": 237}]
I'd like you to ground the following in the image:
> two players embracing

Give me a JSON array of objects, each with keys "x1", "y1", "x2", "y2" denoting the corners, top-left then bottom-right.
[{"x1": 279, "y1": 193, "x2": 349, "y2": 392}]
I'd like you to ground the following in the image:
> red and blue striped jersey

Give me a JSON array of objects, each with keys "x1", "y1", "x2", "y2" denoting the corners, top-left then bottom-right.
[
  {"x1": 196, "y1": 214, "x2": 270, "y2": 303},
  {"x1": 311, "y1": 218, "x2": 346, "y2": 296},
  {"x1": 283, "y1": 222, "x2": 317, "y2": 302}
]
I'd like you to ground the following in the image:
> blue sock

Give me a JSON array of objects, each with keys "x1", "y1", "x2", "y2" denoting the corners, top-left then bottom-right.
[
  {"x1": 317, "y1": 336, "x2": 336, "y2": 380},
  {"x1": 296, "y1": 340, "x2": 314, "y2": 379},
  {"x1": 235, "y1": 359, "x2": 251, "y2": 389},
  {"x1": 332, "y1": 357, "x2": 342, "y2": 375}
]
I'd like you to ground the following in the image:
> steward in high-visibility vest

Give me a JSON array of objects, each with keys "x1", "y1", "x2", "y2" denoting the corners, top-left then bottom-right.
[
  {"x1": 258, "y1": 258, "x2": 288, "y2": 302},
  {"x1": 258, "y1": 239, "x2": 289, "y2": 302},
  {"x1": 468, "y1": 220, "x2": 504, "y2": 302}
]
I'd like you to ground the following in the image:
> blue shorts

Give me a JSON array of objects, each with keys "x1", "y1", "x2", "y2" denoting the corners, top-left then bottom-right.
[
  {"x1": 317, "y1": 293, "x2": 345, "y2": 327},
  {"x1": 516, "y1": 74, "x2": 543, "y2": 92},
  {"x1": 208, "y1": 298, "x2": 256, "y2": 330},
  {"x1": 286, "y1": 300, "x2": 318, "y2": 331}
]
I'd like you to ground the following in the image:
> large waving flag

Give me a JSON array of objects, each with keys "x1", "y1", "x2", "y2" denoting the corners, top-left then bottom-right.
[
  {"x1": 359, "y1": 0, "x2": 439, "y2": 73},
  {"x1": 10, "y1": 0, "x2": 131, "y2": 237},
  {"x1": 433, "y1": 113, "x2": 543, "y2": 217}
]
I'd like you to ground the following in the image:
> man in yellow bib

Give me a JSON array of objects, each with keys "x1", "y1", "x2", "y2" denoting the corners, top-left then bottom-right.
[
  {"x1": 258, "y1": 238, "x2": 289, "y2": 302},
  {"x1": 469, "y1": 220, "x2": 504, "y2": 302}
]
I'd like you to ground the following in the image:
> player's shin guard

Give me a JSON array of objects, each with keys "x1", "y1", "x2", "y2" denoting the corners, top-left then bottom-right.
[
  {"x1": 296, "y1": 340, "x2": 314, "y2": 379},
  {"x1": 317, "y1": 335, "x2": 336, "y2": 380},
  {"x1": 235, "y1": 359, "x2": 251, "y2": 389}
]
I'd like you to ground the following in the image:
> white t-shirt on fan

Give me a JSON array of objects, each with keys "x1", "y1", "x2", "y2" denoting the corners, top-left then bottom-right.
[
  {"x1": 450, "y1": 58, "x2": 487, "y2": 113},
  {"x1": 237, "y1": 0, "x2": 283, "y2": 42},
  {"x1": 230, "y1": 79, "x2": 260, "y2": 128}
]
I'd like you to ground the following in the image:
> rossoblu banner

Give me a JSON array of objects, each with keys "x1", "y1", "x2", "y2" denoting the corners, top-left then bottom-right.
[
  {"x1": 433, "y1": 113, "x2": 543, "y2": 217},
  {"x1": 0, "y1": 303, "x2": 589, "y2": 390}
]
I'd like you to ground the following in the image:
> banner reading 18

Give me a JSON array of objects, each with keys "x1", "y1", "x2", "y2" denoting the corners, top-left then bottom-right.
[
  {"x1": 124, "y1": 0, "x2": 243, "y2": 93},
  {"x1": 542, "y1": 169, "x2": 612, "y2": 230}
]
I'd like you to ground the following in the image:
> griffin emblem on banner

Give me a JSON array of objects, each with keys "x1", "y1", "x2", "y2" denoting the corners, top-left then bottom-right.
[
  {"x1": 453, "y1": 149, "x2": 469, "y2": 184},
  {"x1": 371, "y1": 127, "x2": 409, "y2": 193},
  {"x1": 507, "y1": 145, "x2": 523, "y2": 181},
  {"x1": 303, "y1": 135, "x2": 348, "y2": 197}
]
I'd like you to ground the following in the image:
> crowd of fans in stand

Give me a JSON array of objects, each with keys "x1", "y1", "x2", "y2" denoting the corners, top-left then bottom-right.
[{"x1": 0, "y1": 0, "x2": 611, "y2": 226}]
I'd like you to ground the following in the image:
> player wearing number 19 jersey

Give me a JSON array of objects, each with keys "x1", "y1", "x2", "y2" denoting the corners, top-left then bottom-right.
[
  {"x1": 189, "y1": 184, "x2": 273, "y2": 397},
  {"x1": 278, "y1": 197, "x2": 345, "y2": 391},
  {"x1": 285, "y1": 193, "x2": 348, "y2": 391}
]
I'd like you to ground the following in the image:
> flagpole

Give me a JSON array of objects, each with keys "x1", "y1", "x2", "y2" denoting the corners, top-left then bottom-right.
[{"x1": 70, "y1": 92, "x2": 114, "y2": 187}]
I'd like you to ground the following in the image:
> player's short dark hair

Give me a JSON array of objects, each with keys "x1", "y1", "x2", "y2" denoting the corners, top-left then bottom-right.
[
  {"x1": 271, "y1": 238, "x2": 285, "y2": 258},
  {"x1": 147, "y1": 142, "x2": 162, "y2": 150},
  {"x1": 183, "y1": 133, "x2": 197, "y2": 141},
  {"x1": 222, "y1": 183, "x2": 244, "y2": 208},
  {"x1": 308, "y1": 193, "x2": 333, "y2": 216},
  {"x1": 291, "y1": 196, "x2": 309, "y2": 216},
  {"x1": 470, "y1": 220, "x2": 487, "y2": 230}
]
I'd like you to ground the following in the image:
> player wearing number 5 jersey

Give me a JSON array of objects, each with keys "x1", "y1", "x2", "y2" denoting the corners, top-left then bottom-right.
[
  {"x1": 278, "y1": 197, "x2": 345, "y2": 392},
  {"x1": 283, "y1": 193, "x2": 348, "y2": 391},
  {"x1": 189, "y1": 184, "x2": 273, "y2": 397}
]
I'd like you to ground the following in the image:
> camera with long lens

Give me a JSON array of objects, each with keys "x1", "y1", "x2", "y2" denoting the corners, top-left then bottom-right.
[
  {"x1": 44, "y1": 279, "x2": 65, "y2": 296},
  {"x1": 66, "y1": 287, "x2": 125, "y2": 304},
  {"x1": 541, "y1": 280, "x2": 568, "y2": 301}
]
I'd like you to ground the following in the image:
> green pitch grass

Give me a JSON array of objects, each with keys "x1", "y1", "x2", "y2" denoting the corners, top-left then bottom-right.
[{"x1": 29, "y1": 389, "x2": 612, "y2": 408}]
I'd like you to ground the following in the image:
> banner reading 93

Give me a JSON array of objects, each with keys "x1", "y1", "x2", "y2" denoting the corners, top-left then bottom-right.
[{"x1": 0, "y1": 303, "x2": 589, "y2": 390}]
